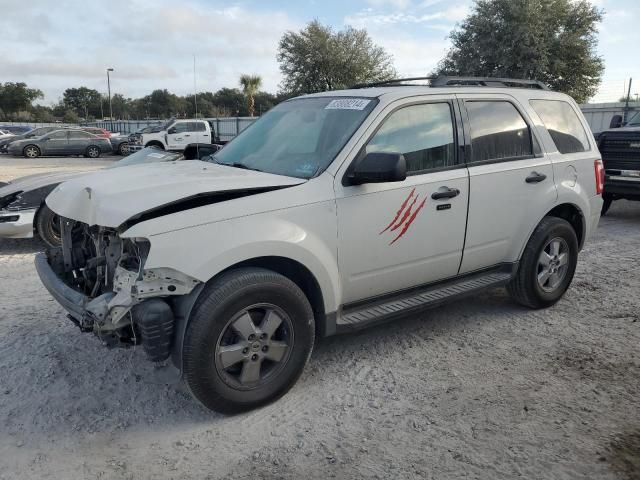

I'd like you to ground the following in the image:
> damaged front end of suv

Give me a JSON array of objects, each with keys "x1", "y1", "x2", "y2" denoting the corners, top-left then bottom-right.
[{"x1": 36, "y1": 218, "x2": 200, "y2": 362}]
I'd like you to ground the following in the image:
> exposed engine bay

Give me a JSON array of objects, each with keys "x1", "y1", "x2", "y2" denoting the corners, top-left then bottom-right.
[{"x1": 46, "y1": 217, "x2": 199, "y2": 359}]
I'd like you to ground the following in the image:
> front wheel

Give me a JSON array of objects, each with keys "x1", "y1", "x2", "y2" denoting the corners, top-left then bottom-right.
[
  {"x1": 508, "y1": 217, "x2": 578, "y2": 309},
  {"x1": 23, "y1": 145, "x2": 40, "y2": 158},
  {"x1": 35, "y1": 204, "x2": 61, "y2": 247},
  {"x1": 85, "y1": 146, "x2": 101, "y2": 158},
  {"x1": 118, "y1": 142, "x2": 129, "y2": 155},
  {"x1": 601, "y1": 194, "x2": 613, "y2": 216},
  {"x1": 183, "y1": 268, "x2": 315, "y2": 413}
]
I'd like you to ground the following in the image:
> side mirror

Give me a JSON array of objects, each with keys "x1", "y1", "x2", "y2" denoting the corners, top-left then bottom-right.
[
  {"x1": 346, "y1": 151, "x2": 407, "y2": 186},
  {"x1": 609, "y1": 115, "x2": 623, "y2": 129},
  {"x1": 167, "y1": 127, "x2": 177, "y2": 134}
]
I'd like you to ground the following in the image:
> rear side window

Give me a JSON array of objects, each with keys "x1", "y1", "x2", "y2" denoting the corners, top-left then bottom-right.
[
  {"x1": 530, "y1": 100, "x2": 589, "y2": 154},
  {"x1": 466, "y1": 101, "x2": 532, "y2": 162},
  {"x1": 365, "y1": 103, "x2": 456, "y2": 173},
  {"x1": 190, "y1": 122, "x2": 206, "y2": 132}
]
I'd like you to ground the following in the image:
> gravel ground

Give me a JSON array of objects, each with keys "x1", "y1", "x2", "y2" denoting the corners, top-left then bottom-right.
[
  {"x1": 0, "y1": 155, "x2": 118, "y2": 183},
  {"x1": 0, "y1": 158, "x2": 638, "y2": 479}
]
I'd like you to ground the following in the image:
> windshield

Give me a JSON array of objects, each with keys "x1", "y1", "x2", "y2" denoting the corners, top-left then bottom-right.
[
  {"x1": 109, "y1": 147, "x2": 182, "y2": 168},
  {"x1": 212, "y1": 96, "x2": 378, "y2": 178}
]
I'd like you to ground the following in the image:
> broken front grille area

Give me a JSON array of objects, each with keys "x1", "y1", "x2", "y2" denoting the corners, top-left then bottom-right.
[{"x1": 48, "y1": 217, "x2": 149, "y2": 300}]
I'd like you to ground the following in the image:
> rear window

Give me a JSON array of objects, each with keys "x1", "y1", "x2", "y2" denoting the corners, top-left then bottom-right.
[
  {"x1": 530, "y1": 100, "x2": 590, "y2": 154},
  {"x1": 466, "y1": 101, "x2": 533, "y2": 162}
]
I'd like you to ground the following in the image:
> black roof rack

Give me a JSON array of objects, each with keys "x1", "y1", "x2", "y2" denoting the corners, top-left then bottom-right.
[{"x1": 351, "y1": 75, "x2": 549, "y2": 90}]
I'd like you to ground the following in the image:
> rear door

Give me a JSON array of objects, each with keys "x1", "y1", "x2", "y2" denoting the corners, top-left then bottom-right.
[
  {"x1": 193, "y1": 121, "x2": 211, "y2": 143},
  {"x1": 457, "y1": 94, "x2": 557, "y2": 273},
  {"x1": 68, "y1": 130, "x2": 94, "y2": 154}
]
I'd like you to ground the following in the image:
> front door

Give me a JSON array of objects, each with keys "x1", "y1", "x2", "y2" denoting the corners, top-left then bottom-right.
[
  {"x1": 335, "y1": 100, "x2": 469, "y2": 304},
  {"x1": 42, "y1": 130, "x2": 69, "y2": 155},
  {"x1": 166, "y1": 122, "x2": 194, "y2": 150}
]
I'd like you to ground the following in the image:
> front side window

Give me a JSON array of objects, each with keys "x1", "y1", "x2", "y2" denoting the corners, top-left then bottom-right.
[
  {"x1": 213, "y1": 97, "x2": 377, "y2": 179},
  {"x1": 466, "y1": 101, "x2": 533, "y2": 162},
  {"x1": 530, "y1": 100, "x2": 590, "y2": 154},
  {"x1": 365, "y1": 103, "x2": 456, "y2": 174},
  {"x1": 171, "y1": 123, "x2": 191, "y2": 134},
  {"x1": 48, "y1": 131, "x2": 68, "y2": 140}
]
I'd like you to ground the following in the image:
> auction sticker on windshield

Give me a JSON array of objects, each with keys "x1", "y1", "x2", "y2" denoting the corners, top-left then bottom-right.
[{"x1": 325, "y1": 98, "x2": 371, "y2": 110}]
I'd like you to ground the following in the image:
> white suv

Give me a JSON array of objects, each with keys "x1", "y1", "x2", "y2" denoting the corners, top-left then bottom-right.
[{"x1": 36, "y1": 77, "x2": 604, "y2": 413}]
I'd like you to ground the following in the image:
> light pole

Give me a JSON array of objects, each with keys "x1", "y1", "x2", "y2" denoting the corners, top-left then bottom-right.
[{"x1": 106, "y1": 68, "x2": 114, "y2": 131}]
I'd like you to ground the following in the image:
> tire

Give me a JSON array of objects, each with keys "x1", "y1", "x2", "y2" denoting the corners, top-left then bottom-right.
[
  {"x1": 86, "y1": 145, "x2": 101, "y2": 158},
  {"x1": 183, "y1": 267, "x2": 315, "y2": 413},
  {"x1": 35, "y1": 204, "x2": 62, "y2": 247},
  {"x1": 23, "y1": 145, "x2": 40, "y2": 158},
  {"x1": 507, "y1": 216, "x2": 578, "y2": 309},
  {"x1": 118, "y1": 142, "x2": 129, "y2": 155},
  {"x1": 601, "y1": 194, "x2": 613, "y2": 216},
  {"x1": 146, "y1": 142, "x2": 165, "y2": 150}
]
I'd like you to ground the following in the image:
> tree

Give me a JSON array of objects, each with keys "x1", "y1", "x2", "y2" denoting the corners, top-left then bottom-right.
[
  {"x1": 0, "y1": 82, "x2": 43, "y2": 115},
  {"x1": 63, "y1": 110, "x2": 80, "y2": 123},
  {"x1": 277, "y1": 20, "x2": 396, "y2": 95},
  {"x1": 239, "y1": 74, "x2": 262, "y2": 117},
  {"x1": 62, "y1": 87, "x2": 102, "y2": 119},
  {"x1": 436, "y1": 0, "x2": 604, "y2": 103}
]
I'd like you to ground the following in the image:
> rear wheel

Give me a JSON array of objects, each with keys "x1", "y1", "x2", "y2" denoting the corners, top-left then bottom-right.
[
  {"x1": 23, "y1": 145, "x2": 40, "y2": 158},
  {"x1": 183, "y1": 268, "x2": 315, "y2": 413},
  {"x1": 508, "y1": 217, "x2": 578, "y2": 309},
  {"x1": 86, "y1": 145, "x2": 101, "y2": 158}
]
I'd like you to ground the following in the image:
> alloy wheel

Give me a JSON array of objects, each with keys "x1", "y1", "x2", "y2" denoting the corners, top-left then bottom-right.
[
  {"x1": 537, "y1": 237, "x2": 569, "y2": 293},
  {"x1": 25, "y1": 146, "x2": 39, "y2": 158},
  {"x1": 215, "y1": 304, "x2": 293, "y2": 389}
]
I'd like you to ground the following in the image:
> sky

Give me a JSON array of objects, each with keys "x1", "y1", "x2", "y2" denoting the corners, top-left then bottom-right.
[{"x1": 0, "y1": 0, "x2": 637, "y2": 105}]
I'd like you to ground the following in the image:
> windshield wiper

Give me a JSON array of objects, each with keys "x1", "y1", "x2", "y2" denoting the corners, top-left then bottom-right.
[{"x1": 216, "y1": 160, "x2": 262, "y2": 172}]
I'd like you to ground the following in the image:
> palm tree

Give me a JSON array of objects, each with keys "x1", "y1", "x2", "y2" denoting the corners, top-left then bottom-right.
[{"x1": 239, "y1": 74, "x2": 262, "y2": 117}]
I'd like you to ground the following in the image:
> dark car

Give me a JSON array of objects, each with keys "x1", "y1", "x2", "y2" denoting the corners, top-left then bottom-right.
[
  {"x1": 0, "y1": 126, "x2": 74, "y2": 153},
  {"x1": 110, "y1": 134, "x2": 130, "y2": 155},
  {"x1": 0, "y1": 144, "x2": 219, "y2": 246},
  {"x1": 597, "y1": 111, "x2": 640, "y2": 214},
  {"x1": 7, "y1": 129, "x2": 113, "y2": 158}
]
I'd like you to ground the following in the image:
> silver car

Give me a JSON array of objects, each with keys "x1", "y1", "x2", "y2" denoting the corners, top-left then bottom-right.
[{"x1": 7, "y1": 129, "x2": 113, "y2": 158}]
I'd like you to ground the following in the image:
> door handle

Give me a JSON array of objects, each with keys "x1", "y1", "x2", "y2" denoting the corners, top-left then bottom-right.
[
  {"x1": 525, "y1": 171, "x2": 547, "y2": 183},
  {"x1": 431, "y1": 187, "x2": 460, "y2": 200}
]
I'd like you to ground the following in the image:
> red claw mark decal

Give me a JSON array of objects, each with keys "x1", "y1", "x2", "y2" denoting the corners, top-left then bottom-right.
[
  {"x1": 380, "y1": 188, "x2": 427, "y2": 245},
  {"x1": 379, "y1": 188, "x2": 415, "y2": 234}
]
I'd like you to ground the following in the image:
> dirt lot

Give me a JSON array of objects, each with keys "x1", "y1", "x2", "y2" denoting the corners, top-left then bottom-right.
[
  {"x1": 0, "y1": 155, "x2": 118, "y2": 183},
  {"x1": 0, "y1": 158, "x2": 638, "y2": 479}
]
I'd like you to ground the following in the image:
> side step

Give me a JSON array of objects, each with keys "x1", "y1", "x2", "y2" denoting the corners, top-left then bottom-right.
[{"x1": 337, "y1": 265, "x2": 516, "y2": 332}]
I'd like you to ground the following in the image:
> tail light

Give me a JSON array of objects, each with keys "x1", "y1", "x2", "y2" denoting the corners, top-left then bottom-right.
[{"x1": 594, "y1": 159, "x2": 604, "y2": 195}]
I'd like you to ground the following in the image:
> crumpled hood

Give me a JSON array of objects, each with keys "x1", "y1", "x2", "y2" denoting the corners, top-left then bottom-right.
[
  {"x1": 46, "y1": 160, "x2": 306, "y2": 228},
  {"x1": 0, "y1": 171, "x2": 88, "y2": 199}
]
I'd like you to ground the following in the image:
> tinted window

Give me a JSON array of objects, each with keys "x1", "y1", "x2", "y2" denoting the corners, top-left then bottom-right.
[
  {"x1": 530, "y1": 100, "x2": 589, "y2": 154},
  {"x1": 48, "y1": 131, "x2": 68, "y2": 140},
  {"x1": 466, "y1": 101, "x2": 532, "y2": 162},
  {"x1": 69, "y1": 131, "x2": 92, "y2": 139},
  {"x1": 190, "y1": 122, "x2": 206, "y2": 132},
  {"x1": 366, "y1": 103, "x2": 456, "y2": 173}
]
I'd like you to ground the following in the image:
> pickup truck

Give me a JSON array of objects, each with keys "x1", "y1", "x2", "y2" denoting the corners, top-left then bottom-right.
[
  {"x1": 128, "y1": 119, "x2": 219, "y2": 152},
  {"x1": 596, "y1": 111, "x2": 640, "y2": 214}
]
